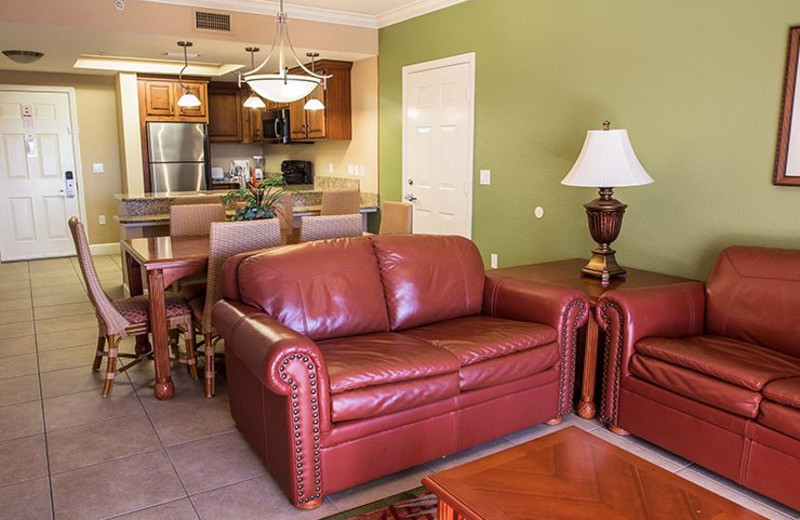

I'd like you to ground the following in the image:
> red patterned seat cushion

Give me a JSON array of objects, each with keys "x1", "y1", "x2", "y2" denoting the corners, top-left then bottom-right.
[{"x1": 113, "y1": 294, "x2": 191, "y2": 325}]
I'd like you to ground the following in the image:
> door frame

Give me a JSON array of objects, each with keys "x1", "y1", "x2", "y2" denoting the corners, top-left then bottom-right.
[
  {"x1": 0, "y1": 84, "x2": 88, "y2": 258},
  {"x1": 402, "y1": 52, "x2": 476, "y2": 238}
]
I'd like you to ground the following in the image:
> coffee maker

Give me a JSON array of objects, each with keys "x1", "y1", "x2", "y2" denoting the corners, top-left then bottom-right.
[{"x1": 280, "y1": 160, "x2": 313, "y2": 185}]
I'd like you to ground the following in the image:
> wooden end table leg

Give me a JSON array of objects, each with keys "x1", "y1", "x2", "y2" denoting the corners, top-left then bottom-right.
[
  {"x1": 147, "y1": 269, "x2": 174, "y2": 400},
  {"x1": 125, "y1": 251, "x2": 151, "y2": 356},
  {"x1": 577, "y1": 312, "x2": 599, "y2": 419}
]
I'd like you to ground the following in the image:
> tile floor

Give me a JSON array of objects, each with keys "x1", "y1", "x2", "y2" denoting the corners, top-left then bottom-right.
[{"x1": 0, "y1": 255, "x2": 798, "y2": 520}]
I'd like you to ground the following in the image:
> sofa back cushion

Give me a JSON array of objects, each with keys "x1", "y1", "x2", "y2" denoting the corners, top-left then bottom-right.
[
  {"x1": 706, "y1": 246, "x2": 800, "y2": 357},
  {"x1": 236, "y1": 236, "x2": 390, "y2": 340},
  {"x1": 371, "y1": 234, "x2": 485, "y2": 330}
]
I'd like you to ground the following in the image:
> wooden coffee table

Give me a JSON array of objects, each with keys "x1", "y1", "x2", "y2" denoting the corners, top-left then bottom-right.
[{"x1": 422, "y1": 427, "x2": 765, "y2": 520}]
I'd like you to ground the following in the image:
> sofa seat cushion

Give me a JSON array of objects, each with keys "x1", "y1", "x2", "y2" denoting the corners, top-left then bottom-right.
[
  {"x1": 758, "y1": 401, "x2": 800, "y2": 441},
  {"x1": 635, "y1": 335, "x2": 800, "y2": 392},
  {"x1": 402, "y1": 316, "x2": 557, "y2": 367},
  {"x1": 763, "y1": 378, "x2": 800, "y2": 409},
  {"x1": 629, "y1": 354, "x2": 762, "y2": 418},
  {"x1": 318, "y1": 332, "x2": 461, "y2": 422},
  {"x1": 459, "y1": 345, "x2": 561, "y2": 391}
]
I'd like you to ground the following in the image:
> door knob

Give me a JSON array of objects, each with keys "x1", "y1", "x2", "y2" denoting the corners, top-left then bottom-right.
[{"x1": 405, "y1": 193, "x2": 418, "y2": 202}]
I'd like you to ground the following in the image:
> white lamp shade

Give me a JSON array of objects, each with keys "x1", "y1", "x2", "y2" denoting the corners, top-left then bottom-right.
[
  {"x1": 304, "y1": 98, "x2": 325, "y2": 110},
  {"x1": 243, "y1": 92, "x2": 266, "y2": 109},
  {"x1": 561, "y1": 129, "x2": 653, "y2": 187},
  {"x1": 177, "y1": 91, "x2": 201, "y2": 108},
  {"x1": 246, "y1": 74, "x2": 320, "y2": 103}
]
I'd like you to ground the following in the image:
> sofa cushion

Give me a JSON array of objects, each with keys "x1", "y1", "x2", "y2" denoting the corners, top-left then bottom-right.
[
  {"x1": 317, "y1": 332, "x2": 461, "y2": 422},
  {"x1": 706, "y1": 246, "x2": 800, "y2": 358},
  {"x1": 459, "y1": 346, "x2": 560, "y2": 391},
  {"x1": 629, "y1": 355, "x2": 762, "y2": 418},
  {"x1": 371, "y1": 235, "x2": 485, "y2": 331},
  {"x1": 402, "y1": 316, "x2": 557, "y2": 366},
  {"x1": 763, "y1": 378, "x2": 800, "y2": 409},
  {"x1": 635, "y1": 335, "x2": 800, "y2": 392},
  {"x1": 758, "y1": 401, "x2": 800, "y2": 442},
  {"x1": 236, "y1": 237, "x2": 390, "y2": 341}
]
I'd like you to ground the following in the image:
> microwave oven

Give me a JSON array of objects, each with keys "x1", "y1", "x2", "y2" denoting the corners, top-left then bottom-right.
[{"x1": 262, "y1": 108, "x2": 291, "y2": 144}]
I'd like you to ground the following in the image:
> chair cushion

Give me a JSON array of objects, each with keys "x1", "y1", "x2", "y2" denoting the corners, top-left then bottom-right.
[
  {"x1": 629, "y1": 354, "x2": 762, "y2": 418},
  {"x1": 371, "y1": 235, "x2": 485, "y2": 331},
  {"x1": 706, "y1": 246, "x2": 800, "y2": 357},
  {"x1": 236, "y1": 237, "x2": 390, "y2": 341},
  {"x1": 763, "y1": 378, "x2": 800, "y2": 410},
  {"x1": 318, "y1": 332, "x2": 461, "y2": 422},
  {"x1": 635, "y1": 335, "x2": 800, "y2": 392},
  {"x1": 401, "y1": 316, "x2": 557, "y2": 367},
  {"x1": 113, "y1": 294, "x2": 191, "y2": 325}
]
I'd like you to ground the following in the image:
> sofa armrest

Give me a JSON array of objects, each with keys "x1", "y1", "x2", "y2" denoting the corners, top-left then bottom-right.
[
  {"x1": 212, "y1": 300, "x2": 330, "y2": 508},
  {"x1": 595, "y1": 281, "x2": 705, "y2": 426},
  {"x1": 483, "y1": 275, "x2": 590, "y2": 415}
]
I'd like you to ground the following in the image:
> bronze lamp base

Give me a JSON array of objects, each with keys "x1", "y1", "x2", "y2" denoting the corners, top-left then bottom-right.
[{"x1": 582, "y1": 187, "x2": 627, "y2": 282}]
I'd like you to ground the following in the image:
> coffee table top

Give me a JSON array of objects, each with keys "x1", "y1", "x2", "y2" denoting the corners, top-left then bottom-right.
[{"x1": 422, "y1": 427, "x2": 765, "y2": 520}]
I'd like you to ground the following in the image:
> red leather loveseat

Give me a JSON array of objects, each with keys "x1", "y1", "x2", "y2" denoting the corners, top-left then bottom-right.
[
  {"x1": 213, "y1": 234, "x2": 588, "y2": 508},
  {"x1": 596, "y1": 246, "x2": 800, "y2": 509}
]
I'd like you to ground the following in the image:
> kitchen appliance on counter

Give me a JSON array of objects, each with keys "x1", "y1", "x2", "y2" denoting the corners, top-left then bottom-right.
[
  {"x1": 146, "y1": 122, "x2": 210, "y2": 193},
  {"x1": 281, "y1": 160, "x2": 313, "y2": 185}
]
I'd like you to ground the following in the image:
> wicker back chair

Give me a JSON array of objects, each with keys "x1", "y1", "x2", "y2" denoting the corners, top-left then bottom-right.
[
  {"x1": 170, "y1": 203, "x2": 226, "y2": 237},
  {"x1": 378, "y1": 201, "x2": 413, "y2": 235},
  {"x1": 275, "y1": 192, "x2": 295, "y2": 243},
  {"x1": 69, "y1": 217, "x2": 196, "y2": 397},
  {"x1": 299, "y1": 214, "x2": 363, "y2": 242},
  {"x1": 195, "y1": 219, "x2": 283, "y2": 397},
  {"x1": 320, "y1": 189, "x2": 360, "y2": 215}
]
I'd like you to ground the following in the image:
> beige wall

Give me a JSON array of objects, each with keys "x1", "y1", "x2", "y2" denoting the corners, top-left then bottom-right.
[
  {"x1": 0, "y1": 71, "x2": 121, "y2": 245},
  {"x1": 261, "y1": 57, "x2": 379, "y2": 193}
]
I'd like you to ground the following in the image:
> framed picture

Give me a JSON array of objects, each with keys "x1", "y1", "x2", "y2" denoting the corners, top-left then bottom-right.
[{"x1": 775, "y1": 26, "x2": 800, "y2": 186}]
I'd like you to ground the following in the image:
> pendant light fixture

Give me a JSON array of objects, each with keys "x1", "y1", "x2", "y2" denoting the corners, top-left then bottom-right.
[
  {"x1": 176, "y1": 41, "x2": 201, "y2": 108},
  {"x1": 303, "y1": 52, "x2": 325, "y2": 111},
  {"x1": 242, "y1": 47, "x2": 267, "y2": 109},
  {"x1": 242, "y1": 0, "x2": 332, "y2": 103}
]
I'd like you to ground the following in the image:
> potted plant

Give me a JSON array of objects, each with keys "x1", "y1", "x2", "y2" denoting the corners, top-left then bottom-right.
[{"x1": 222, "y1": 177, "x2": 286, "y2": 221}]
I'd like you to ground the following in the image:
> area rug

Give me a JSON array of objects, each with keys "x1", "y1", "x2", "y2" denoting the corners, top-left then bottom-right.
[{"x1": 322, "y1": 486, "x2": 437, "y2": 520}]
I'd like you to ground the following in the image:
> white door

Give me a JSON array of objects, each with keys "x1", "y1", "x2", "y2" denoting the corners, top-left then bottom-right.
[
  {"x1": 403, "y1": 53, "x2": 475, "y2": 237},
  {"x1": 0, "y1": 89, "x2": 82, "y2": 261}
]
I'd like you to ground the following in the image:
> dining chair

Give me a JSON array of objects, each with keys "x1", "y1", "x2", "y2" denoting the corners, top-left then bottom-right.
[
  {"x1": 69, "y1": 217, "x2": 197, "y2": 397},
  {"x1": 275, "y1": 192, "x2": 296, "y2": 244},
  {"x1": 170, "y1": 202, "x2": 226, "y2": 237},
  {"x1": 320, "y1": 189, "x2": 360, "y2": 215},
  {"x1": 191, "y1": 219, "x2": 283, "y2": 397},
  {"x1": 299, "y1": 214, "x2": 363, "y2": 242},
  {"x1": 378, "y1": 201, "x2": 413, "y2": 235}
]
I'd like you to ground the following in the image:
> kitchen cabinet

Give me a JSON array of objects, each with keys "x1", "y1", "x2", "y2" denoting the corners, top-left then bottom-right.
[
  {"x1": 288, "y1": 60, "x2": 352, "y2": 141},
  {"x1": 138, "y1": 78, "x2": 208, "y2": 121},
  {"x1": 208, "y1": 83, "x2": 243, "y2": 142}
]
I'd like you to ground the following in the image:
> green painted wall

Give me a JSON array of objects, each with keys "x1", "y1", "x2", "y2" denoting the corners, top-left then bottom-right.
[{"x1": 379, "y1": 0, "x2": 800, "y2": 279}]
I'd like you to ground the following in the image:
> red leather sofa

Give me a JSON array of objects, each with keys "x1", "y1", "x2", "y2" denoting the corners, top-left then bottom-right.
[
  {"x1": 596, "y1": 245, "x2": 800, "y2": 510},
  {"x1": 213, "y1": 234, "x2": 588, "y2": 508}
]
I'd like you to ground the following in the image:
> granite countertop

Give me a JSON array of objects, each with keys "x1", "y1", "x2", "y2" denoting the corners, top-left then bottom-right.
[{"x1": 115, "y1": 204, "x2": 378, "y2": 224}]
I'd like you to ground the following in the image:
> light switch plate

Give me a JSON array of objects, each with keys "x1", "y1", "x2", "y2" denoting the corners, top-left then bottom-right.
[
  {"x1": 359, "y1": 165, "x2": 366, "y2": 177},
  {"x1": 490, "y1": 253, "x2": 498, "y2": 269},
  {"x1": 479, "y1": 169, "x2": 491, "y2": 185},
  {"x1": 92, "y1": 163, "x2": 104, "y2": 174}
]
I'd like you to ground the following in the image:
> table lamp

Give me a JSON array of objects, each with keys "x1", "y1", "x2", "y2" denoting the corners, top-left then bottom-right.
[{"x1": 561, "y1": 121, "x2": 653, "y2": 281}]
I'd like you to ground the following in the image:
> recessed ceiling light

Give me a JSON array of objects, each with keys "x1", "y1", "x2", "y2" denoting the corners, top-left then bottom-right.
[
  {"x1": 2, "y1": 50, "x2": 44, "y2": 64},
  {"x1": 164, "y1": 51, "x2": 200, "y2": 59}
]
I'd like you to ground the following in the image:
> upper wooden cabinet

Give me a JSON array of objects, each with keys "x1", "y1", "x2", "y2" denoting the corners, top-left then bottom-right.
[
  {"x1": 289, "y1": 60, "x2": 352, "y2": 142},
  {"x1": 138, "y1": 78, "x2": 208, "y2": 122},
  {"x1": 208, "y1": 83, "x2": 243, "y2": 142}
]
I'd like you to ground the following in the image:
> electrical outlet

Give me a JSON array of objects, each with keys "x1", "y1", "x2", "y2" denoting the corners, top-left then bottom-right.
[
  {"x1": 359, "y1": 164, "x2": 365, "y2": 177},
  {"x1": 480, "y1": 169, "x2": 491, "y2": 185},
  {"x1": 348, "y1": 164, "x2": 355, "y2": 176},
  {"x1": 490, "y1": 253, "x2": 498, "y2": 269},
  {"x1": 328, "y1": 163, "x2": 334, "y2": 174},
  {"x1": 92, "y1": 163, "x2": 104, "y2": 174},
  {"x1": 98, "y1": 215, "x2": 106, "y2": 225}
]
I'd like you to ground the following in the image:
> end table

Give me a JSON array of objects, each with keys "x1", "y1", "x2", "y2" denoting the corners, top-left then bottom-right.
[{"x1": 488, "y1": 258, "x2": 694, "y2": 419}]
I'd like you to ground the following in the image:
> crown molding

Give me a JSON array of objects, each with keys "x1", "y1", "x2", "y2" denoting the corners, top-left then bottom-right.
[
  {"x1": 376, "y1": 0, "x2": 470, "y2": 28},
  {"x1": 137, "y1": 0, "x2": 471, "y2": 29},
  {"x1": 137, "y1": 0, "x2": 378, "y2": 28}
]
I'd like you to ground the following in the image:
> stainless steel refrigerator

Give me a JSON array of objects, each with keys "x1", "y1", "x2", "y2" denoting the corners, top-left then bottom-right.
[{"x1": 146, "y1": 122, "x2": 210, "y2": 193}]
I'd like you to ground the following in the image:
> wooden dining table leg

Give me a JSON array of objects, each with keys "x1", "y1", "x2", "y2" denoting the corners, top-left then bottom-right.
[
  {"x1": 147, "y1": 268, "x2": 174, "y2": 400},
  {"x1": 125, "y1": 251, "x2": 151, "y2": 356}
]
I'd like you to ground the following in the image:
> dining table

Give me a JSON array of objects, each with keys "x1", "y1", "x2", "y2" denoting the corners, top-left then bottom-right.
[{"x1": 121, "y1": 235, "x2": 210, "y2": 400}]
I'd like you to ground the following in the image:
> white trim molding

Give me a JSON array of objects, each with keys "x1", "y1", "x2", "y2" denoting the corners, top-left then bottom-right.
[{"x1": 136, "y1": 0, "x2": 471, "y2": 28}]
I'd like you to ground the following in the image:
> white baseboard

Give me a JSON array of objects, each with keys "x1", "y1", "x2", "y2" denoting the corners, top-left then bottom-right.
[{"x1": 90, "y1": 243, "x2": 121, "y2": 256}]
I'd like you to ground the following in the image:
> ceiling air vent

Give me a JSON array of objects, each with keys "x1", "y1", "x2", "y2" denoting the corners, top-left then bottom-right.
[{"x1": 194, "y1": 10, "x2": 231, "y2": 32}]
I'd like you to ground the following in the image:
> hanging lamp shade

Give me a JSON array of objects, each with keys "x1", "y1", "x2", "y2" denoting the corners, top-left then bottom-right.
[
  {"x1": 177, "y1": 88, "x2": 201, "y2": 108},
  {"x1": 304, "y1": 98, "x2": 325, "y2": 110},
  {"x1": 243, "y1": 92, "x2": 266, "y2": 108}
]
